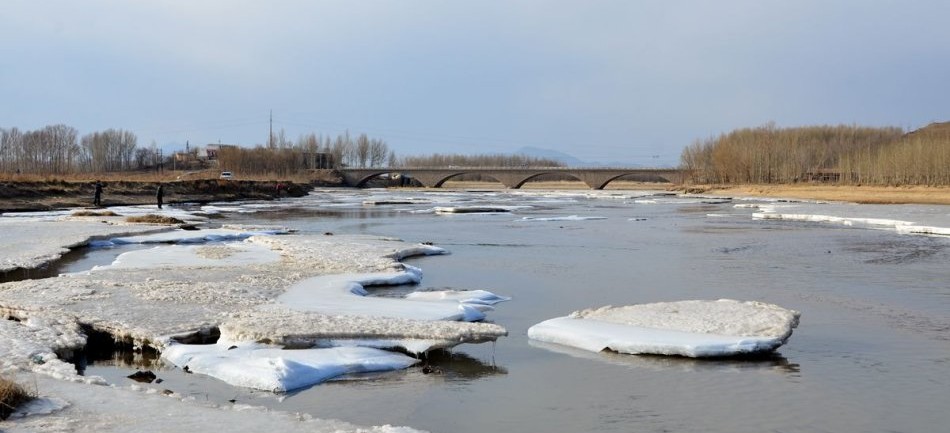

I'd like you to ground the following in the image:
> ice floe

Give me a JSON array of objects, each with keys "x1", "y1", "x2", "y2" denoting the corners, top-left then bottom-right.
[
  {"x1": 88, "y1": 241, "x2": 282, "y2": 271},
  {"x1": 278, "y1": 266, "x2": 508, "y2": 322},
  {"x1": 3, "y1": 374, "x2": 424, "y2": 433},
  {"x1": 90, "y1": 227, "x2": 290, "y2": 246},
  {"x1": 519, "y1": 215, "x2": 607, "y2": 222},
  {"x1": 528, "y1": 300, "x2": 800, "y2": 358},
  {"x1": 162, "y1": 341, "x2": 419, "y2": 392},
  {"x1": 1, "y1": 234, "x2": 507, "y2": 361},
  {"x1": 752, "y1": 210, "x2": 950, "y2": 237},
  {"x1": 0, "y1": 218, "x2": 166, "y2": 273},
  {"x1": 434, "y1": 206, "x2": 515, "y2": 214}
]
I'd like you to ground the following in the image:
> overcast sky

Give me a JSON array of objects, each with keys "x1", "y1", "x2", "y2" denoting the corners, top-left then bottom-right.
[{"x1": 2, "y1": 1, "x2": 948, "y2": 166}]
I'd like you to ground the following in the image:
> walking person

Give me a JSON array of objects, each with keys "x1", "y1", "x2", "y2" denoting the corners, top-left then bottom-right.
[
  {"x1": 156, "y1": 183, "x2": 164, "y2": 209},
  {"x1": 93, "y1": 180, "x2": 103, "y2": 207}
]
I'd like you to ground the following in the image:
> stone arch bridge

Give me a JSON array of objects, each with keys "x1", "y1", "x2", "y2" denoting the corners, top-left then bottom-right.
[{"x1": 339, "y1": 167, "x2": 685, "y2": 189}]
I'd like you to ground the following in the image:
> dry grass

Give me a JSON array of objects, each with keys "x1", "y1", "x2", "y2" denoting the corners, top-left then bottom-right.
[
  {"x1": 0, "y1": 376, "x2": 32, "y2": 420},
  {"x1": 72, "y1": 210, "x2": 119, "y2": 217},
  {"x1": 125, "y1": 214, "x2": 186, "y2": 225},
  {"x1": 701, "y1": 184, "x2": 950, "y2": 205}
]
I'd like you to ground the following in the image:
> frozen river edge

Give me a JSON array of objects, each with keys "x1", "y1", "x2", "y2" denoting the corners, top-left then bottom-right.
[{"x1": 0, "y1": 216, "x2": 508, "y2": 432}]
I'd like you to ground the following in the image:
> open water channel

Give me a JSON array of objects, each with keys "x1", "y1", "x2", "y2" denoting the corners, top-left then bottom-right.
[{"x1": 66, "y1": 188, "x2": 950, "y2": 432}]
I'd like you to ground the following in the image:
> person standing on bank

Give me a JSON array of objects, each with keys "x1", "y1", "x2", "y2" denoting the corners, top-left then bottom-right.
[
  {"x1": 93, "y1": 180, "x2": 103, "y2": 207},
  {"x1": 156, "y1": 183, "x2": 164, "y2": 209}
]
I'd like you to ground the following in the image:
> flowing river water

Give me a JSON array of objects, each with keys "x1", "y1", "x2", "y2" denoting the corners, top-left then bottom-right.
[{"x1": 68, "y1": 188, "x2": 949, "y2": 433}]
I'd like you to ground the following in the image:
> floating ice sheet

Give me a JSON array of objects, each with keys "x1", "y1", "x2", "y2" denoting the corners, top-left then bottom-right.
[
  {"x1": 519, "y1": 215, "x2": 607, "y2": 222},
  {"x1": 278, "y1": 267, "x2": 507, "y2": 322},
  {"x1": 4, "y1": 375, "x2": 424, "y2": 433},
  {"x1": 92, "y1": 227, "x2": 289, "y2": 246},
  {"x1": 162, "y1": 342, "x2": 419, "y2": 392},
  {"x1": 434, "y1": 206, "x2": 515, "y2": 214},
  {"x1": 0, "y1": 219, "x2": 163, "y2": 272},
  {"x1": 528, "y1": 300, "x2": 800, "y2": 358},
  {"x1": 752, "y1": 210, "x2": 950, "y2": 237},
  {"x1": 89, "y1": 241, "x2": 281, "y2": 271}
]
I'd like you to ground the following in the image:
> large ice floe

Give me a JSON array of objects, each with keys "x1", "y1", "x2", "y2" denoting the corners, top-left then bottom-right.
[
  {"x1": 162, "y1": 342, "x2": 420, "y2": 392},
  {"x1": 2, "y1": 374, "x2": 424, "y2": 433},
  {"x1": 0, "y1": 217, "x2": 165, "y2": 273},
  {"x1": 751, "y1": 204, "x2": 950, "y2": 237},
  {"x1": 528, "y1": 300, "x2": 800, "y2": 358},
  {"x1": 1, "y1": 228, "x2": 507, "y2": 390}
]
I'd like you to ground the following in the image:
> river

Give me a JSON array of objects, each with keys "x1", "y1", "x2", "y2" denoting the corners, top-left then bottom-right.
[{"x1": 81, "y1": 187, "x2": 949, "y2": 433}]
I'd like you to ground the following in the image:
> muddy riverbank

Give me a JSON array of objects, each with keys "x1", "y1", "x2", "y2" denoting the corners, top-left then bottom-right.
[{"x1": 0, "y1": 179, "x2": 314, "y2": 213}]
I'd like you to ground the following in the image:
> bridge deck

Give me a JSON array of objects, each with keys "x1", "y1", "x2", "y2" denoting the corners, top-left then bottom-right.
[{"x1": 339, "y1": 167, "x2": 683, "y2": 189}]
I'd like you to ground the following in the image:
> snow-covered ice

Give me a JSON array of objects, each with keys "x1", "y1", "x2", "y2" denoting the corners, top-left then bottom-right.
[
  {"x1": 752, "y1": 206, "x2": 950, "y2": 237},
  {"x1": 0, "y1": 226, "x2": 506, "y2": 432},
  {"x1": 434, "y1": 206, "x2": 514, "y2": 214},
  {"x1": 162, "y1": 342, "x2": 419, "y2": 392},
  {"x1": 91, "y1": 227, "x2": 290, "y2": 246},
  {"x1": 528, "y1": 300, "x2": 800, "y2": 357},
  {"x1": 88, "y1": 241, "x2": 282, "y2": 271},
  {"x1": 278, "y1": 266, "x2": 508, "y2": 322},
  {"x1": 519, "y1": 215, "x2": 607, "y2": 222},
  {"x1": 0, "y1": 218, "x2": 166, "y2": 272},
  {"x1": 3, "y1": 375, "x2": 425, "y2": 433}
]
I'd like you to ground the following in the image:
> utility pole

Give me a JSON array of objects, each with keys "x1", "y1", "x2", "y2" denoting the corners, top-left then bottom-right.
[{"x1": 269, "y1": 110, "x2": 274, "y2": 148}]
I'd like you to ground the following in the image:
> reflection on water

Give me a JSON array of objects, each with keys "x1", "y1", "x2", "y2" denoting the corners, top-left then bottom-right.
[
  {"x1": 421, "y1": 348, "x2": 508, "y2": 381},
  {"x1": 529, "y1": 340, "x2": 800, "y2": 375}
]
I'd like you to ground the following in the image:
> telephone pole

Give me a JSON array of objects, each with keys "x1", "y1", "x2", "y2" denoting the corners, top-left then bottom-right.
[{"x1": 269, "y1": 110, "x2": 274, "y2": 148}]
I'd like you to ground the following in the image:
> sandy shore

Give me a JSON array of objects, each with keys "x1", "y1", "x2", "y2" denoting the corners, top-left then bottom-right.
[{"x1": 691, "y1": 184, "x2": 950, "y2": 205}]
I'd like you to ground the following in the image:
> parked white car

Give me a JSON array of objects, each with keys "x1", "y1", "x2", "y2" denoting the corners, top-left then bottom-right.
[{"x1": 219, "y1": 171, "x2": 233, "y2": 179}]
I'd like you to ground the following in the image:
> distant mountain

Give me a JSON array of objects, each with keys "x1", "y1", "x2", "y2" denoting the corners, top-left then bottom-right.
[
  {"x1": 515, "y1": 146, "x2": 587, "y2": 166},
  {"x1": 515, "y1": 146, "x2": 644, "y2": 168}
]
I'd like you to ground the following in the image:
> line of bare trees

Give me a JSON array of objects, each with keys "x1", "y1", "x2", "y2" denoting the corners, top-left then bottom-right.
[
  {"x1": 217, "y1": 130, "x2": 394, "y2": 176},
  {"x1": 1, "y1": 124, "x2": 143, "y2": 174},
  {"x1": 838, "y1": 124, "x2": 950, "y2": 185},
  {"x1": 397, "y1": 153, "x2": 563, "y2": 167},
  {"x1": 679, "y1": 122, "x2": 950, "y2": 185}
]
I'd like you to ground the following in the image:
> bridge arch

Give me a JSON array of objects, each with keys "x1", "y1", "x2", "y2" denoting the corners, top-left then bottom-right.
[
  {"x1": 510, "y1": 172, "x2": 585, "y2": 189},
  {"x1": 593, "y1": 172, "x2": 674, "y2": 190},
  {"x1": 351, "y1": 171, "x2": 400, "y2": 188},
  {"x1": 428, "y1": 171, "x2": 505, "y2": 188}
]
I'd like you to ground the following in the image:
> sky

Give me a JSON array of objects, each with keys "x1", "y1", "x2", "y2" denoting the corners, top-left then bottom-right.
[{"x1": 2, "y1": 0, "x2": 949, "y2": 167}]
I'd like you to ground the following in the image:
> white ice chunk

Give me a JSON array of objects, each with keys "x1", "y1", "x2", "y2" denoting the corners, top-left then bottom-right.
[
  {"x1": 89, "y1": 241, "x2": 281, "y2": 271},
  {"x1": 0, "y1": 219, "x2": 162, "y2": 272},
  {"x1": 434, "y1": 206, "x2": 514, "y2": 214},
  {"x1": 752, "y1": 211, "x2": 950, "y2": 237},
  {"x1": 528, "y1": 300, "x2": 800, "y2": 358},
  {"x1": 162, "y1": 342, "x2": 419, "y2": 392},
  {"x1": 404, "y1": 289, "x2": 511, "y2": 306},
  {"x1": 278, "y1": 268, "x2": 499, "y2": 322},
  {"x1": 518, "y1": 215, "x2": 607, "y2": 222},
  {"x1": 5, "y1": 375, "x2": 426, "y2": 433},
  {"x1": 94, "y1": 227, "x2": 288, "y2": 246}
]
